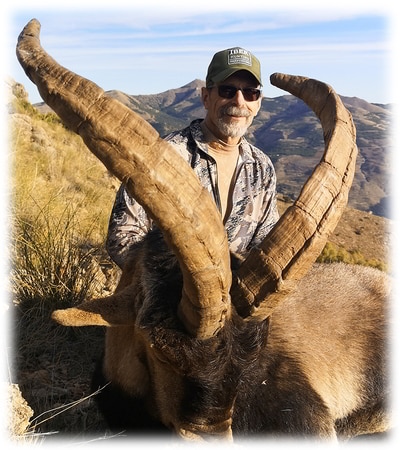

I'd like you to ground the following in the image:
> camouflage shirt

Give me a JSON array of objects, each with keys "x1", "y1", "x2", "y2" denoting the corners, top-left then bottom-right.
[{"x1": 106, "y1": 119, "x2": 279, "y2": 268}]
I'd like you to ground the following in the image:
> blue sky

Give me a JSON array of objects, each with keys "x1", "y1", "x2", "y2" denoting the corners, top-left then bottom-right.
[{"x1": 4, "y1": 1, "x2": 396, "y2": 105}]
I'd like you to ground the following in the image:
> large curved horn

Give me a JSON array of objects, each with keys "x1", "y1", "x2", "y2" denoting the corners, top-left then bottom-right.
[
  {"x1": 232, "y1": 73, "x2": 358, "y2": 318},
  {"x1": 16, "y1": 19, "x2": 231, "y2": 339}
]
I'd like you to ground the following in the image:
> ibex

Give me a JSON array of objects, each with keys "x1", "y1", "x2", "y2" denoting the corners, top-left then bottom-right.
[{"x1": 17, "y1": 19, "x2": 391, "y2": 441}]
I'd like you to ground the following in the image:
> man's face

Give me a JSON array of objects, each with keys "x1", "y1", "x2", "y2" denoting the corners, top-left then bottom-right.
[{"x1": 202, "y1": 70, "x2": 262, "y2": 140}]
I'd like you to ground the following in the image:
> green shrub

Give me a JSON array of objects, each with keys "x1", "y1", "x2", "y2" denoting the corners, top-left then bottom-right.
[{"x1": 317, "y1": 241, "x2": 387, "y2": 272}]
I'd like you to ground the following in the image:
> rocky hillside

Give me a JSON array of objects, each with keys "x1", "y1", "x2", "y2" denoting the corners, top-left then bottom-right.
[{"x1": 37, "y1": 78, "x2": 391, "y2": 218}]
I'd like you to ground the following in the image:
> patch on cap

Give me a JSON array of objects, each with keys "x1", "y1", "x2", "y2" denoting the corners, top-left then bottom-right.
[{"x1": 227, "y1": 48, "x2": 252, "y2": 67}]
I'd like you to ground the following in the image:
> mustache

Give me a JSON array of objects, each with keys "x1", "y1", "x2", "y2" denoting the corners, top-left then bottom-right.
[{"x1": 220, "y1": 106, "x2": 251, "y2": 118}]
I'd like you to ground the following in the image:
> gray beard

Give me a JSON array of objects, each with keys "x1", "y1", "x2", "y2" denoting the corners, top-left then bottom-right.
[
  {"x1": 216, "y1": 120, "x2": 249, "y2": 138},
  {"x1": 217, "y1": 106, "x2": 253, "y2": 138}
]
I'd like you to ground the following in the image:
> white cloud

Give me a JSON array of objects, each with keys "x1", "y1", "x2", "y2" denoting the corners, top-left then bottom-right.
[{"x1": 5, "y1": 1, "x2": 395, "y2": 104}]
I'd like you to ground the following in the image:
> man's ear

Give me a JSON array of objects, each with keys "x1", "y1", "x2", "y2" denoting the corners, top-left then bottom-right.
[{"x1": 201, "y1": 86, "x2": 210, "y2": 110}]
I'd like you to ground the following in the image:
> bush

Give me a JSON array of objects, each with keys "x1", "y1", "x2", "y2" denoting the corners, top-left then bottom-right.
[
  {"x1": 11, "y1": 199, "x2": 106, "y2": 311},
  {"x1": 317, "y1": 241, "x2": 387, "y2": 272}
]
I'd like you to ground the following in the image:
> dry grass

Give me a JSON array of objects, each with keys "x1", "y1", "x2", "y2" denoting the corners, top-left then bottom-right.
[
  {"x1": 10, "y1": 107, "x2": 117, "y2": 243},
  {"x1": 8, "y1": 83, "x2": 119, "y2": 438}
]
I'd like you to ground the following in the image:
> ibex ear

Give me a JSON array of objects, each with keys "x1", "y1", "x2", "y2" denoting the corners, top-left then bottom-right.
[
  {"x1": 52, "y1": 306, "x2": 111, "y2": 327},
  {"x1": 51, "y1": 291, "x2": 137, "y2": 327}
]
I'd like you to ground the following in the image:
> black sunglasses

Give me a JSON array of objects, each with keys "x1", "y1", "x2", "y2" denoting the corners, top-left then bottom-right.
[{"x1": 215, "y1": 85, "x2": 262, "y2": 102}]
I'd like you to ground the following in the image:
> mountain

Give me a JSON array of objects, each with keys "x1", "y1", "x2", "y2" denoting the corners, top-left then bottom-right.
[{"x1": 34, "y1": 79, "x2": 392, "y2": 218}]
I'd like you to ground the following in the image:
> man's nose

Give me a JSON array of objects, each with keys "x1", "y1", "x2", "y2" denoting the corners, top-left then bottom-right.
[{"x1": 231, "y1": 89, "x2": 246, "y2": 106}]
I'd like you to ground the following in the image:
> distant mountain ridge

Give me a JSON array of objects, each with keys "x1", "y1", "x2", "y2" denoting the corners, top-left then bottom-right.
[{"x1": 35, "y1": 79, "x2": 392, "y2": 218}]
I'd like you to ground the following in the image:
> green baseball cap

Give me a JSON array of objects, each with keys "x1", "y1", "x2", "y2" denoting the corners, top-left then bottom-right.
[{"x1": 206, "y1": 47, "x2": 262, "y2": 88}]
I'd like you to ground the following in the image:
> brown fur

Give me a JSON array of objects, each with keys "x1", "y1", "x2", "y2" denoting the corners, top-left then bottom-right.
[
  {"x1": 90, "y1": 231, "x2": 391, "y2": 440},
  {"x1": 267, "y1": 264, "x2": 390, "y2": 433}
]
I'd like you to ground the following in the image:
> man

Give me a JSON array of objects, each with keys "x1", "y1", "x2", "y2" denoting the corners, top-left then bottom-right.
[{"x1": 106, "y1": 47, "x2": 279, "y2": 269}]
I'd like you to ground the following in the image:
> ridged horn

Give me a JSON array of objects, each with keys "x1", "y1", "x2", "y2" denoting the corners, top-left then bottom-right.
[
  {"x1": 232, "y1": 73, "x2": 358, "y2": 318},
  {"x1": 16, "y1": 18, "x2": 231, "y2": 339}
]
